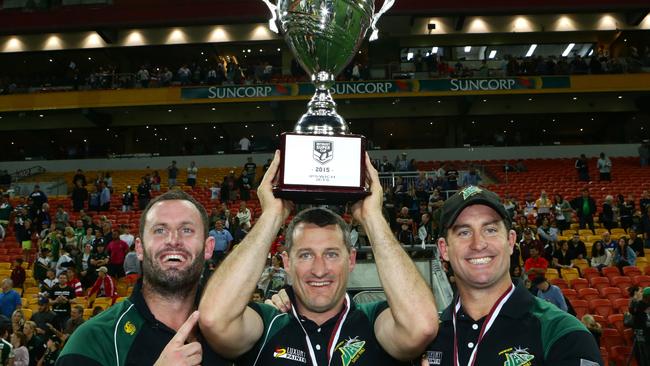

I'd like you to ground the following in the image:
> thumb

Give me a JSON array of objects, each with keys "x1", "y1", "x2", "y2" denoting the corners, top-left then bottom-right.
[{"x1": 168, "y1": 311, "x2": 199, "y2": 346}]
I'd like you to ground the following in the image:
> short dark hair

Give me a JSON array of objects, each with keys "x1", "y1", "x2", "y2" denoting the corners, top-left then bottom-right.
[
  {"x1": 139, "y1": 190, "x2": 209, "y2": 239},
  {"x1": 284, "y1": 207, "x2": 351, "y2": 253}
]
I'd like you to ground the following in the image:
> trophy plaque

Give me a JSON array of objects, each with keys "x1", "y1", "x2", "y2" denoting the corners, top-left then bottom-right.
[{"x1": 262, "y1": 0, "x2": 395, "y2": 203}]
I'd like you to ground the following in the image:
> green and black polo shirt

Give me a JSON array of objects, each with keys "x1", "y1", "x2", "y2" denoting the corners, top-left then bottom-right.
[
  {"x1": 55, "y1": 282, "x2": 230, "y2": 366},
  {"x1": 238, "y1": 288, "x2": 406, "y2": 366},
  {"x1": 421, "y1": 284, "x2": 602, "y2": 366}
]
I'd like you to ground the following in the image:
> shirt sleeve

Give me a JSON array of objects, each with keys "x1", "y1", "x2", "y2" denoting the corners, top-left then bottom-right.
[{"x1": 544, "y1": 330, "x2": 602, "y2": 366}]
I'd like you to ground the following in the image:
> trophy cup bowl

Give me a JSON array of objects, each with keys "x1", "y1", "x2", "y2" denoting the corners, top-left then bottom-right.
[{"x1": 262, "y1": 0, "x2": 395, "y2": 203}]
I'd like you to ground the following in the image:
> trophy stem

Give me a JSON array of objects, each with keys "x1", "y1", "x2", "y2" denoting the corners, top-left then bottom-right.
[{"x1": 295, "y1": 71, "x2": 349, "y2": 135}]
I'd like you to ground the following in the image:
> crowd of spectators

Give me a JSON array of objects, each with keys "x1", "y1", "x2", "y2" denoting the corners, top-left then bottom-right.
[{"x1": 1, "y1": 45, "x2": 649, "y2": 95}]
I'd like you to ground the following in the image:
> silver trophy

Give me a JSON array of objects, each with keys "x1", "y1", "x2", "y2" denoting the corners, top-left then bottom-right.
[{"x1": 262, "y1": 0, "x2": 395, "y2": 203}]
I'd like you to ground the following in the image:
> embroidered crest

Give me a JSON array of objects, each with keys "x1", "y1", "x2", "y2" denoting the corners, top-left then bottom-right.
[
  {"x1": 500, "y1": 347, "x2": 535, "y2": 366},
  {"x1": 461, "y1": 186, "x2": 483, "y2": 200},
  {"x1": 123, "y1": 321, "x2": 136, "y2": 335},
  {"x1": 313, "y1": 140, "x2": 334, "y2": 164},
  {"x1": 337, "y1": 337, "x2": 366, "y2": 366}
]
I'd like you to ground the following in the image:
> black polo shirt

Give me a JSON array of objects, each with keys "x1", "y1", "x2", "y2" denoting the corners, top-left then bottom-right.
[
  {"x1": 421, "y1": 285, "x2": 602, "y2": 366},
  {"x1": 238, "y1": 288, "x2": 406, "y2": 366}
]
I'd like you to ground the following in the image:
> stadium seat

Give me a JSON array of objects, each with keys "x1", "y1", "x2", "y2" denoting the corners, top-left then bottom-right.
[
  {"x1": 561, "y1": 288, "x2": 578, "y2": 303},
  {"x1": 578, "y1": 288, "x2": 599, "y2": 302},
  {"x1": 612, "y1": 298, "x2": 631, "y2": 314},
  {"x1": 636, "y1": 257, "x2": 648, "y2": 272},
  {"x1": 571, "y1": 299, "x2": 589, "y2": 319},
  {"x1": 560, "y1": 268, "x2": 580, "y2": 282},
  {"x1": 599, "y1": 287, "x2": 623, "y2": 302},
  {"x1": 582, "y1": 267, "x2": 601, "y2": 282},
  {"x1": 602, "y1": 266, "x2": 621, "y2": 281},
  {"x1": 601, "y1": 328, "x2": 625, "y2": 353},
  {"x1": 607, "y1": 313, "x2": 625, "y2": 335},
  {"x1": 544, "y1": 268, "x2": 559, "y2": 280},
  {"x1": 646, "y1": 266, "x2": 650, "y2": 276},
  {"x1": 609, "y1": 346, "x2": 635, "y2": 366},
  {"x1": 611, "y1": 276, "x2": 634, "y2": 294},
  {"x1": 622, "y1": 266, "x2": 642, "y2": 278},
  {"x1": 623, "y1": 328, "x2": 635, "y2": 347},
  {"x1": 569, "y1": 278, "x2": 589, "y2": 290},
  {"x1": 571, "y1": 259, "x2": 589, "y2": 273},
  {"x1": 633, "y1": 275, "x2": 650, "y2": 288},
  {"x1": 550, "y1": 278, "x2": 568, "y2": 289},
  {"x1": 599, "y1": 347, "x2": 608, "y2": 366},
  {"x1": 589, "y1": 276, "x2": 611, "y2": 292},
  {"x1": 591, "y1": 314, "x2": 608, "y2": 329},
  {"x1": 589, "y1": 298, "x2": 613, "y2": 317}
]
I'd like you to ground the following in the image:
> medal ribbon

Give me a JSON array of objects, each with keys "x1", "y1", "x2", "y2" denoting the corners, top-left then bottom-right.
[
  {"x1": 452, "y1": 284, "x2": 515, "y2": 366},
  {"x1": 291, "y1": 293, "x2": 351, "y2": 366}
]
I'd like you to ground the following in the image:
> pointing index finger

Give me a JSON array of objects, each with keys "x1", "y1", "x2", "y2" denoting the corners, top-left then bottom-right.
[{"x1": 170, "y1": 310, "x2": 199, "y2": 345}]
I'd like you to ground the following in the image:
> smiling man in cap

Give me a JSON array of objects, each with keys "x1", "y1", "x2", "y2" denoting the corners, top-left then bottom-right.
[{"x1": 421, "y1": 186, "x2": 601, "y2": 365}]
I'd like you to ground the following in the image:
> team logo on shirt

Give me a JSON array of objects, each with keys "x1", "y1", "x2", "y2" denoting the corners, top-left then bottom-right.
[
  {"x1": 313, "y1": 141, "x2": 334, "y2": 164},
  {"x1": 424, "y1": 350, "x2": 443, "y2": 365},
  {"x1": 123, "y1": 321, "x2": 136, "y2": 335},
  {"x1": 336, "y1": 337, "x2": 366, "y2": 366},
  {"x1": 273, "y1": 347, "x2": 307, "y2": 363},
  {"x1": 498, "y1": 346, "x2": 535, "y2": 366}
]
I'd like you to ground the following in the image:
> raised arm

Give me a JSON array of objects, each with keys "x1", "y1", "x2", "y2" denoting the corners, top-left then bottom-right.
[
  {"x1": 351, "y1": 154, "x2": 438, "y2": 361},
  {"x1": 199, "y1": 151, "x2": 293, "y2": 359}
]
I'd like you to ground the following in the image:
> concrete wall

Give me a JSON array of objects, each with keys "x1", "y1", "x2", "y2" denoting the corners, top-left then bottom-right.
[{"x1": 0, "y1": 143, "x2": 641, "y2": 173}]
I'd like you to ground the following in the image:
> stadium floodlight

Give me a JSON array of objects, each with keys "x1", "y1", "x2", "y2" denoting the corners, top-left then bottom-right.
[
  {"x1": 562, "y1": 43, "x2": 576, "y2": 57},
  {"x1": 525, "y1": 44, "x2": 537, "y2": 57}
]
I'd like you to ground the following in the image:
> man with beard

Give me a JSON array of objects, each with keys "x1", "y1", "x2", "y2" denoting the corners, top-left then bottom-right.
[{"x1": 56, "y1": 190, "x2": 229, "y2": 366}]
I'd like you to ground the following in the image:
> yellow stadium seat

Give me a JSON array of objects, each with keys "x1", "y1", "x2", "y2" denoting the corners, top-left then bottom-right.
[
  {"x1": 572, "y1": 259, "x2": 589, "y2": 273},
  {"x1": 579, "y1": 229, "x2": 594, "y2": 236},
  {"x1": 611, "y1": 228, "x2": 627, "y2": 235},
  {"x1": 561, "y1": 268, "x2": 580, "y2": 282},
  {"x1": 0, "y1": 263, "x2": 10, "y2": 270},
  {"x1": 594, "y1": 228, "x2": 609, "y2": 235},
  {"x1": 545, "y1": 268, "x2": 559, "y2": 280},
  {"x1": 22, "y1": 308, "x2": 32, "y2": 321},
  {"x1": 636, "y1": 257, "x2": 648, "y2": 272}
]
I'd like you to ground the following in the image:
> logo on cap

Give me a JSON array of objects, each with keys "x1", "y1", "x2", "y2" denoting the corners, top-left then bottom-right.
[{"x1": 461, "y1": 186, "x2": 483, "y2": 200}]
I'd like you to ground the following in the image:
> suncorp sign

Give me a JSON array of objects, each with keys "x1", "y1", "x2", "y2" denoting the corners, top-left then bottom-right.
[{"x1": 450, "y1": 79, "x2": 519, "y2": 91}]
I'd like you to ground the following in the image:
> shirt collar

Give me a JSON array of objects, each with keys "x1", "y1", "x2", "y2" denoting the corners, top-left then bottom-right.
[{"x1": 441, "y1": 282, "x2": 533, "y2": 322}]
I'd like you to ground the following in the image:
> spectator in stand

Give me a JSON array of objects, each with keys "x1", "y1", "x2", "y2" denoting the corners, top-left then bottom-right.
[
  {"x1": 72, "y1": 169, "x2": 86, "y2": 187},
  {"x1": 40, "y1": 334, "x2": 62, "y2": 365},
  {"x1": 55, "y1": 245, "x2": 74, "y2": 277},
  {"x1": 121, "y1": 185, "x2": 134, "y2": 212},
  {"x1": 10, "y1": 330, "x2": 28, "y2": 366},
  {"x1": 639, "y1": 141, "x2": 650, "y2": 167},
  {"x1": 160, "y1": 66, "x2": 173, "y2": 86},
  {"x1": 187, "y1": 161, "x2": 198, "y2": 188},
  {"x1": 98, "y1": 181, "x2": 110, "y2": 211},
  {"x1": 238, "y1": 170, "x2": 252, "y2": 201},
  {"x1": 10, "y1": 259, "x2": 26, "y2": 290},
  {"x1": 29, "y1": 185, "x2": 47, "y2": 219},
  {"x1": 532, "y1": 276, "x2": 568, "y2": 312},
  {"x1": 613, "y1": 237, "x2": 636, "y2": 270},
  {"x1": 596, "y1": 152, "x2": 612, "y2": 181},
  {"x1": 628, "y1": 228, "x2": 645, "y2": 257},
  {"x1": 256, "y1": 254, "x2": 288, "y2": 299},
  {"x1": 209, "y1": 180, "x2": 221, "y2": 201},
  {"x1": 23, "y1": 321, "x2": 45, "y2": 366},
  {"x1": 460, "y1": 166, "x2": 482, "y2": 187},
  {"x1": 552, "y1": 240, "x2": 576, "y2": 271},
  {"x1": 445, "y1": 165, "x2": 459, "y2": 190},
  {"x1": 62, "y1": 304, "x2": 84, "y2": 338},
  {"x1": 208, "y1": 220, "x2": 232, "y2": 267},
  {"x1": 569, "y1": 233, "x2": 588, "y2": 260},
  {"x1": 524, "y1": 247, "x2": 549, "y2": 280},
  {"x1": 600, "y1": 195, "x2": 616, "y2": 231},
  {"x1": 397, "y1": 220, "x2": 415, "y2": 245},
  {"x1": 535, "y1": 190, "x2": 553, "y2": 223},
  {"x1": 378, "y1": 155, "x2": 394, "y2": 172},
  {"x1": 136, "y1": 65, "x2": 150, "y2": 88},
  {"x1": 590, "y1": 241, "x2": 613, "y2": 270},
  {"x1": 0, "y1": 279, "x2": 21, "y2": 318},
  {"x1": 65, "y1": 266, "x2": 83, "y2": 298},
  {"x1": 0, "y1": 195, "x2": 12, "y2": 228},
  {"x1": 238, "y1": 135, "x2": 251, "y2": 152},
  {"x1": 167, "y1": 160, "x2": 178, "y2": 188},
  {"x1": 571, "y1": 188, "x2": 596, "y2": 232},
  {"x1": 236, "y1": 201, "x2": 252, "y2": 228},
  {"x1": 619, "y1": 194, "x2": 635, "y2": 230},
  {"x1": 628, "y1": 286, "x2": 650, "y2": 364},
  {"x1": 123, "y1": 245, "x2": 140, "y2": 285},
  {"x1": 520, "y1": 228, "x2": 543, "y2": 262},
  {"x1": 150, "y1": 170, "x2": 161, "y2": 191},
  {"x1": 33, "y1": 248, "x2": 51, "y2": 284},
  {"x1": 394, "y1": 152, "x2": 409, "y2": 172},
  {"x1": 48, "y1": 271, "x2": 75, "y2": 329},
  {"x1": 553, "y1": 194, "x2": 573, "y2": 231},
  {"x1": 178, "y1": 64, "x2": 191, "y2": 85},
  {"x1": 243, "y1": 157, "x2": 257, "y2": 186},
  {"x1": 575, "y1": 154, "x2": 590, "y2": 181},
  {"x1": 106, "y1": 229, "x2": 129, "y2": 278},
  {"x1": 601, "y1": 231, "x2": 617, "y2": 250},
  {"x1": 87, "y1": 242, "x2": 109, "y2": 285},
  {"x1": 137, "y1": 176, "x2": 151, "y2": 210},
  {"x1": 70, "y1": 180, "x2": 87, "y2": 212},
  {"x1": 581, "y1": 314, "x2": 602, "y2": 346},
  {"x1": 86, "y1": 266, "x2": 117, "y2": 304},
  {"x1": 118, "y1": 225, "x2": 134, "y2": 248},
  {"x1": 31, "y1": 297, "x2": 56, "y2": 336},
  {"x1": 515, "y1": 159, "x2": 528, "y2": 172}
]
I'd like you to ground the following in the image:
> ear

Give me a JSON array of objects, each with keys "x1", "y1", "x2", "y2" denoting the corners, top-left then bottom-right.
[
  {"x1": 507, "y1": 229, "x2": 516, "y2": 255},
  {"x1": 348, "y1": 248, "x2": 357, "y2": 273},
  {"x1": 281, "y1": 250, "x2": 290, "y2": 269},
  {"x1": 204, "y1": 236, "x2": 215, "y2": 260},
  {"x1": 438, "y1": 237, "x2": 450, "y2": 261},
  {"x1": 135, "y1": 237, "x2": 144, "y2": 261}
]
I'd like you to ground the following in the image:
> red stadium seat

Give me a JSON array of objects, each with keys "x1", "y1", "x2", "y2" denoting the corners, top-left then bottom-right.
[
  {"x1": 633, "y1": 275, "x2": 650, "y2": 288},
  {"x1": 612, "y1": 298, "x2": 631, "y2": 314},
  {"x1": 582, "y1": 267, "x2": 601, "y2": 282},
  {"x1": 600, "y1": 347, "x2": 608, "y2": 366},
  {"x1": 578, "y1": 288, "x2": 600, "y2": 302},
  {"x1": 599, "y1": 287, "x2": 623, "y2": 302},
  {"x1": 607, "y1": 314, "x2": 625, "y2": 335},
  {"x1": 622, "y1": 266, "x2": 642, "y2": 278},
  {"x1": 571, "y1": 300, "x2": 589, "y2": 319},
  {"x1": 602, "y1": 267, "x2": 621, "y2": 281},
  {"x1": 609, "y1": 346, "x2": 635, "y2": 366},
  {"x1": 589, "y1": 298, "x2": 613, "y2": 317},
  {"x1": 569, "y1": 278, "x2": 589, "y2": 290},
  {"x1": 601, "y1": 328, "x2": 625, "y2": 353},
  {"x1": 589, "y1": 276, "x2": 611, "y2": 292},
  {"x1": 561, "y1": 288, "x2": 578, "y2": 304},
  {"x1": 591, "y1": 314, "x2": 608, "y2": 329},
  {"x1": 623, "y1": 328, "x2": 634, "y2": 346},
  {"x1": 611, "y1": 276, "x2": 634, "y2": 295},
  {"x1": 550, "y1": 278, "x2": 568, "y2": 289}
]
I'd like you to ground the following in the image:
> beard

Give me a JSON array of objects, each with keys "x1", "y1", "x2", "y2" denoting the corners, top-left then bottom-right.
[{"x1": 141, "y1": 245, "x2": 204, "y2": 300}]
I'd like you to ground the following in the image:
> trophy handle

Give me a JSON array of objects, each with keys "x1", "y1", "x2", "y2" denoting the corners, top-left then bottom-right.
[
  {"x1": 261, "y1": 0, "x2": 279, "y2": 33},
  {"x1": 369, "y1": 0, "x2": 395, "y2": 41}
]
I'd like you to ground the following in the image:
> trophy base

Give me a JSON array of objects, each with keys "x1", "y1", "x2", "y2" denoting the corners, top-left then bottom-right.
[{"x1": 273, "y1": 132, "x2": 369, "y2": 204}]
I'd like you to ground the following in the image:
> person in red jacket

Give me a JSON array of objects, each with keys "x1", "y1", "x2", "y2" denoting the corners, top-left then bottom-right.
[
  {"x1": 86, "y1": 266, "x2": 117, "y2": 304},
  {"x1": 106, "y1": 228, "x2": 129, "y2": 278},
  {"x1": 10, "y1": 258, "x2": 26, "y2": 290}
]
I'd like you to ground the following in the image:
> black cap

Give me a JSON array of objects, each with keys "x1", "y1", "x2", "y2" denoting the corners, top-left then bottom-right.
[
  {"x1": 531, "y1": 276, "x2": 548, "y2": 286},
  {"x1": 438, "y1": 186, "x2": 510, "y2": 238}
]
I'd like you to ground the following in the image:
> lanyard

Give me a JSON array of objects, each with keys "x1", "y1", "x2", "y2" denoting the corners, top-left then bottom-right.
[
  {"x1": 290, "y1": 293, "x2": 351, "y2": 366},
  {"x1": 452, "y1": 284, "x2": 515, "y2": 366}
]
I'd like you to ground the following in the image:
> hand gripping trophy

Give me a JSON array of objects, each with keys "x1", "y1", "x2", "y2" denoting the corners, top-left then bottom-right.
[{"x1": 262, "y1": 0, "x2": 395, "y2": 203}]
